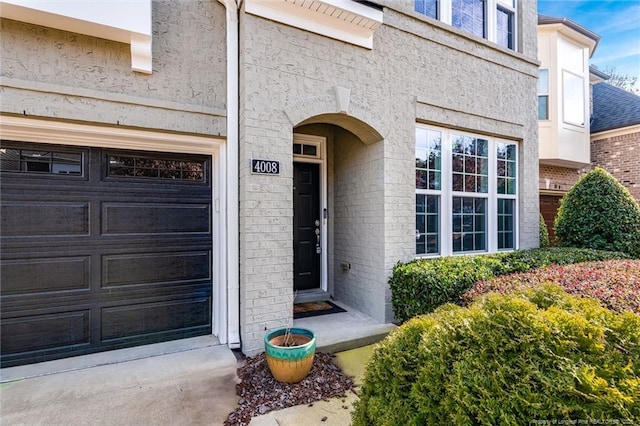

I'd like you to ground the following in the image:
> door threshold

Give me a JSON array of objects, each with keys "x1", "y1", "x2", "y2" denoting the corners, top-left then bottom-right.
[{"x1": 294, "y1": 289, "x2": 331, "y2": 304}]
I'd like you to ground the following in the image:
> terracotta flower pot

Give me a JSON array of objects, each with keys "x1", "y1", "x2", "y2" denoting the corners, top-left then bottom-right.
[{"x1": 264, "y1": 327, "x2": 316, "y2": 383}]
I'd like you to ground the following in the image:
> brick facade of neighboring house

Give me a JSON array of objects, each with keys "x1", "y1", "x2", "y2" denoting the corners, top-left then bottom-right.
[
  {"x1": 590, "y1": 83, "x2": 640, "y2": 204},
  {"x1": 591, "y1": 132, "x2": 640, "y2": 201},
  {"x1": 1, "y1": 0, "x2": 541, "y2": 366}
]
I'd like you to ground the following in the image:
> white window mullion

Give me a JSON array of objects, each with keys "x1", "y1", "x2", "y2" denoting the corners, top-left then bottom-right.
[
  {"x1": 486, "y1": 0, "x2": 497, "y2": 44},
  {"x1": 441, "y1": 129, "x2": 453, "y2": 256},
  {"x1": 487, "y1": 138, "x2": 498, "y2": 253},
  {"x1": 440, "y1": 0, "x2": 453, "y2": 25}
]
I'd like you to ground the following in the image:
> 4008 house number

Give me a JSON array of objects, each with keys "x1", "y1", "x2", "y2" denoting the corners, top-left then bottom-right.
[{"x1": 251, "y1": 159, "x2": 280, "y2": 175}]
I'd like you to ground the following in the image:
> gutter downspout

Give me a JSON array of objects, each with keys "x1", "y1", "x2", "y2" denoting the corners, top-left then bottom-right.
[{"x1": 218, "y1": 0, "x2": 241, "y2": 349}]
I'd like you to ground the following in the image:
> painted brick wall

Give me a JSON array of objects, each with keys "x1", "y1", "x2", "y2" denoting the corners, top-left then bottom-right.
[
  {"x1": 239, "y1": 3, "x2": 539, "y2": 352},
  {"x1": 591, "y1": 131, "x2": 640, "y2": 202},
  {"x1": 0, "y1": 1, "x2": 227, "y2": 135}
]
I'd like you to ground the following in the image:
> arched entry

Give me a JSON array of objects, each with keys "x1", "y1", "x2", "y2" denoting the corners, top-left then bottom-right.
[{"x1": 289, "y1": 102, "x2": 385, "y2": 309}]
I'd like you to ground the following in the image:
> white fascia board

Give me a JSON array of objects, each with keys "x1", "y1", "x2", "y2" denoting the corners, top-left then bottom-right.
[
  {"x1": 0, "y1": 116, "x2": 221, "y2": 155},
  {"x1": 245, "y1": 0, "x2": 383, "y2": 49},
  {"x1": 539, "y1": 23, "x2": 598, "y2": 58},
  {"x1": 0, "y1": 0, "x2": 152, "y2": 74}
]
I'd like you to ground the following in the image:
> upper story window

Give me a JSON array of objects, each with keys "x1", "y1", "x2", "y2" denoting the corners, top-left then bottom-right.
[
  {"x1": 414, "y1": 0, "x2": 516, "y2": 50},
  {"x1": 496, "y1": 0, "x2": 515, "y2": 49},
  {"x1": 452, "y1": 0, "x2": 485, "y2": 38},
  {"x1": 538, "y1": 69, "x2": 549, "y2": 120},
  {"x1": 415, "y1": 0, "x2": 439, "y2": 19},
  {"x1": 563, "y1": 70, "x2": 585, "y2": 126}
]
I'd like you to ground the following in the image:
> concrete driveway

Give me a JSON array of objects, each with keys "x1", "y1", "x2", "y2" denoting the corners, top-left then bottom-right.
[{"x1": 1, "y1": 338, "x2": 239, "y2": 425}]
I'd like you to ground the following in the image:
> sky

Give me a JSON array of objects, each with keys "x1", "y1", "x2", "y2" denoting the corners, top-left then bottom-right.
[{"x1": 537, "y1": 0, "x2": 640, "y2": 90}]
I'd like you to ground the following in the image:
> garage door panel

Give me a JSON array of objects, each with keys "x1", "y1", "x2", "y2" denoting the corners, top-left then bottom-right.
[
  {"x1": 1, "y1": 310, "x2": 91, "y2": 354},
  {"x1": 102, "y1": 203, "x2": 210, "y2": 235},
  {"x1": 1, "y1": 144, "x2": 214, "y2": 367},
  {"x1": 1, "y1": 256, "x2": 91, "y2": 295},
  {"x1": 102, "y1": 251, "x2": 210, "y2": 287},
  {"x1": 1, "y1": 202, "x2": 89, "y2": 237},
  {"x1": 101, "y1": 296, "x2": 210, "y2": 342}
]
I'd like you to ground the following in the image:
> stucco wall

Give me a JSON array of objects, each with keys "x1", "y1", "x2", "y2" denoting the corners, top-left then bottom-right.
[
  {"x1": 238, "y1": 3, "x2": 539, "y2": 354},
  {"x1": 0, "y1": 0, "x2": 227, "y2": 135}
]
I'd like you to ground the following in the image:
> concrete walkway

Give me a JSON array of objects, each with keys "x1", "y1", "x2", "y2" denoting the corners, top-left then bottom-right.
[{"x1": 1, "y1": 304, "x2": 393, "y2": 425}]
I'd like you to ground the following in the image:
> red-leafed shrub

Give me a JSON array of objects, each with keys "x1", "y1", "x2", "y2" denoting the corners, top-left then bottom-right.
[{"x1": 462, "y1": 259, "x2": 640, "y2": 313}]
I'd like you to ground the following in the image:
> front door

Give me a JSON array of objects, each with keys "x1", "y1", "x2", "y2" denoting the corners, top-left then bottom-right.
[{"x1": 293, "y1": 162, "x2": 321, "y2": 291}]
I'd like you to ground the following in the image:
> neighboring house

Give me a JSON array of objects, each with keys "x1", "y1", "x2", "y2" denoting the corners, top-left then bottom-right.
[
  {"x1": 536, "y1": 14, "x2": 601, "y2": 239},
  {"x1": 536, "y1": 14, "x2": 640, "y2": 239},
  {"x1": 0, "y1": 0, "x2": 540, "y2": 367},
  {"x1": 590, "y1": 82, "x2": 640, "y2": 202}
]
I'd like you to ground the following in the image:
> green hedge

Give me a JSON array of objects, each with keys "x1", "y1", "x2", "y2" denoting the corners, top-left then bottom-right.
[
  {"x1": 353, "y1": 285, "x2": 640, "y2": 425},
  {"x1": 555, "y1": 167, "x2": 640, "y2": 258},
  {"x1": 539, "y1": 212, "x2": 550, "y2": 248},
  {"x1": 390, "y1": 247, "x2": 628, "y2": 323}
]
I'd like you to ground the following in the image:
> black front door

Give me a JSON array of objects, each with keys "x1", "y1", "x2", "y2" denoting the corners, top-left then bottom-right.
[{"x1": 293, "y1": 162, "x2": 321, "y2": 291}]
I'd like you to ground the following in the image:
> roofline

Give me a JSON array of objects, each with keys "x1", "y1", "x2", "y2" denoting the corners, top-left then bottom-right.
[
  {"x1": 589, "y1": 65, "x2": 610, "y2": 81},
  {"x1": 538, "y1": 14, "x2": 601, "y2": 54}
]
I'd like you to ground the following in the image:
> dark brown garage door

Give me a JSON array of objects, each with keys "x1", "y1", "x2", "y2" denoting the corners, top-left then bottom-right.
[{"x1": 1, "y1": 141, "x2": 213, "y2": 367}]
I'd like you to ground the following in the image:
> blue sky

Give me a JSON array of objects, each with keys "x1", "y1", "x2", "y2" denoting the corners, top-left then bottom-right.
[{"x1": 537, "y1": 0, "x2": 640, "y2": 88}]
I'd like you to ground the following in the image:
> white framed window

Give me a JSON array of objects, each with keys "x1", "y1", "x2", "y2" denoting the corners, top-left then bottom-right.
[
  {"x1": 562, "y1": 70, "x2": 585, "y2": 126},
  {"x1": 538, "y1": 69, "x2": 550, "y2": 120},
  {"x1": 452, "y1": 0, "x2": 485, "y2": 39},
  {"x1": 415, "y1": 0, "x2": 439, "y2": 19},
  {"x1": 415, "y1": 124, "x2": 518, "y2": 256},
  {"x1": 414, "y1": 0, "x2": 516, "y2": 50},
  {"x1": 496, "y1": 0, "x2": 515, "y2": 49}
]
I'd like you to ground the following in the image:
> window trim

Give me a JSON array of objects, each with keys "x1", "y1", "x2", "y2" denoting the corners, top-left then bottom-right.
[
  {"x1": 415, "y1": 124, "x2": 518, "y2": 257},
  {"x1": 562, "y1": 69, "x2": 586, "y2": 127},
  {"x1": 538, "y1": 68, "x2": 550, "y2": 120},
  {"x1": 415, "y1": 0, "x2": 517, "y2": 50}
]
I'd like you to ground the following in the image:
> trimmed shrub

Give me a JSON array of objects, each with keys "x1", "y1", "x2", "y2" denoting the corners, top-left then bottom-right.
[
  {"x1": 390, "y1": 247, "x2": 628, "y2": 323},
  {"x1": 539, "y1": 212, "x2": 550, "y2": 248},
  {"x1": 353, "y1": 286, "x2": 640, "y2": 426},
  {"x1": 462, "y1": 259, "x2": 640, "y2": 313},
  {"x1": 555, "y1": 167, "x2": 640, "y2": 257}
]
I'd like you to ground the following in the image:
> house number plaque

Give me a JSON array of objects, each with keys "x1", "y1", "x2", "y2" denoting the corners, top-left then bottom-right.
[{"x1": 251, "y1": 159, "x2": 280, "y2": 175}]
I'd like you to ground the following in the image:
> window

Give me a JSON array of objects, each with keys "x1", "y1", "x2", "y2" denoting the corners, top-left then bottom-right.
[
  {"x1": 416, "y1": 125, "x2": 518, "y2": 256},
  {"x1": 108, "y1": 155, "x2": 205, "y2": 181},
  {"x1": 496, "y1": 0, "x2": 515, "y2": 49},
  {"x1": 414, "y1": 0, "x2": 516, "y2": 50},
  {"x1": 538, "y1": 69, "x2": 549, "y2": 120},
  {"x1": 563, "y1": 70, "x2": 585, "y2": 126},
  {"x1": 496, "y1": 142, "x2": 516, "y2": 250},
  {"x1": 415, "y1": 0, "x2": 438, "y2": 19},
  {"x1": 452, "y1": 0, "x2": 485, "y2": 38},
  {"x1": 0, "y1": 145, "x2": 83, "y2": 175},
  {"x1": 415, "y1": 127, "x2": 442, "y2": 254}
]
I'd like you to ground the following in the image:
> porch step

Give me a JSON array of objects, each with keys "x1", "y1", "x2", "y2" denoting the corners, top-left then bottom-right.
[{"x1": 292, "y1": 301, "x2": 397, "y2": 354}]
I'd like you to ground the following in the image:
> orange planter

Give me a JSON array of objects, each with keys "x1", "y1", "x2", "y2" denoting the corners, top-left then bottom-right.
[{"x1": 264, "y1": 327, "x2": 316, "y2": 383}]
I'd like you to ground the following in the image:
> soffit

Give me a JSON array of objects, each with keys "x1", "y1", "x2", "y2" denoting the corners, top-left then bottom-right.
[{"x1": 245, "y1": 0, "x2": 383, "y2": 49}]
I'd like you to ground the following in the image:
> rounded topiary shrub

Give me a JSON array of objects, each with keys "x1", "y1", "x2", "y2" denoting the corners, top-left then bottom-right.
[
  {"x1": 554, "y1": 167, "x2": 640, "y2": 257},
  {"x1": 353, "y1": 285, "x2": 640, "y2": 426}
]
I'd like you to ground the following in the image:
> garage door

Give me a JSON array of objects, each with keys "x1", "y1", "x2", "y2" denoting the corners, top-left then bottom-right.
[{"x1": 1, "y1": 141, "x2": 213, "y2": 367}]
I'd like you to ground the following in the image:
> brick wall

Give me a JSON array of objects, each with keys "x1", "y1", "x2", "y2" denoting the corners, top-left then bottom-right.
[
  {"x1": 539, "y1": 164, "x2": 585, "y2": 192},
  {"x1": 591, "y1": 131, "x2": 640, "y2": 202},
  {"x1": 238, "y1": 4, "x2": 540, "y2": 352}
]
